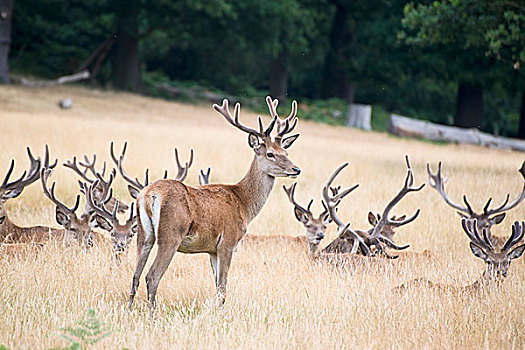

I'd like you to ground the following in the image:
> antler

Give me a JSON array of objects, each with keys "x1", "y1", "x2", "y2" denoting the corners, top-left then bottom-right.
[
  {"x1": 213, "y1": 99, "x2": 272, "y2": 138},
  {"x1": 483, "y1": 161, "x2": 525, "y2": 216},
  {"x1": 110, "y1": 141, "x2": 150, "y2": 191},
  {"x1": 1, "y1": 145, "x2": 57, "y2": 192},
  {"x1": 85, "y1": 179, "x2": 118, "y2": 225},
  {"x1": 41, "y1": 168, "x2": 80, "y2": 215},
  {"x1": 368, "y1": 156, "x2": 425, "y2": 253},
  {"x1": 198, "y1": 168, "x2": 211, "y2": 186},
  {"x1": 265, "y1": 96, "x2": 299, "y2": 142},
  {"x1": 173, "y1": 148, "x2": 194, "y2": 181},
  {"x1": 283, "y1": 183, "x2": 313, "y2": 220},
  {"x1": 321, "y1": 163, "x2": 365, "y2": 254},
  {"x1": 502, "y1": 221, "x2": 525, "y2": 252},
  {"x1": 461, "y1": 218, "x2": 494, "y2": 252},
  {"x1": 427, "y1": 162, "x2": 472, "y2": 215}
]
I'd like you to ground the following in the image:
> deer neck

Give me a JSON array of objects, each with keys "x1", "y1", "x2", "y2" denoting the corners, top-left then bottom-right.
[{"x1": 234, "y1": 156, "x2": 275, "y2": 224}]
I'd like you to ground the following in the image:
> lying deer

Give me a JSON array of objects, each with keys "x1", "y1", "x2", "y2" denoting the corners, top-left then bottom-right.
[
  {"x1": 243, "y1": 182, "x2": 331, "y2": 257},
  {"x1": 394, "y1": 219, "x2": 525, "y2": 293},
  {"x1": 128, "y1": 96, "x2": 301, "y2": 314},
  {"x1": 0, "y1": 146, "x2": 62, "y2": 244},
  {"x1": 321, "y1": 157, "x2": 424, "y2": 259},
  {"x1": 110, "y1": 142, "x2": 193, "y2": 199},
  {"x1": 427, "y1": 161, "x2": 525, "y2": 245},
  {"x1": 86, "y1": 180, "x2": 136, "y2": 260},
  {"x1": 40, "y1": 168, "x2": 112, "y2": 247}
]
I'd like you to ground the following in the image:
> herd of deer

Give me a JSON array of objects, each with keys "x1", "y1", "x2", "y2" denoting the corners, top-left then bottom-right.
[{"x1": 1, "y1": 96, "x2": 524, "y2": 314}]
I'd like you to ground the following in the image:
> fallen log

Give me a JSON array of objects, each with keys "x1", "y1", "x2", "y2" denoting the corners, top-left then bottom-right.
[
  {"x1": 12, "y1": 70, "x2": 90, "y2": 87},
  {"x1": 388, "y1": 114, "x2": 525, "y2": 153}
]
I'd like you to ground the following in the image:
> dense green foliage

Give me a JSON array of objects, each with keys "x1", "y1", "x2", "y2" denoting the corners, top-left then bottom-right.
[{"x1": 6, "y1": 0, "x2": 525, "y2": 136}]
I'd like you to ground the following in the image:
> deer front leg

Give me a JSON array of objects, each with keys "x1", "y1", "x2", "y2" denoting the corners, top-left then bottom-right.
[
  {"x1": 209, "y1": 253, "x2": 218, "y2": 285},
  {"x1": 215, "y1": 247, "x2": 234, "y2": 305}
]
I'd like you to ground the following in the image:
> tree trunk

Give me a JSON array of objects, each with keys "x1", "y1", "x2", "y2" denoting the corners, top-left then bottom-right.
[
  {"x1": 269, "y1": 54, "x2": 288, "y2": 101},
  {"x1": 112, "y1": 2, "x2": 143, "y2": 93},
  {"x1": 0, "y1": 0, "x2": 14, "y2": 83},
  {"x1": 455, "y1": 82, "x2": 483, "y2": 129},
  {"x1": 320, "y1": 2, "x2": 355, "y2": 104},
  {"x1": 518, "y1": 91, "x2": 525, "y2": 139}
]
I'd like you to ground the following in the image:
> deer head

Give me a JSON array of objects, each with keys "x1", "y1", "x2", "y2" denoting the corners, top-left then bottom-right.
[
  {"x1": 462, "y1": 218, "x2": 525, "y2": 281},
  {"x1": 86, "y1": 180, "x2": 136, "y2": 259},
  {"x1": 41, "y1": 168, "x2": 95, "y2": 247},
  {"x1": 283, "y1": 183, "x2": 331, "y2": 255},
  {"x1": 0, "y1": 146, "x2": 57, "y2": 234},
  {"x1": 213, "y1": 96, "x2": 301, "y2": 178},
  {"x1": 428, "y1": 161, "x2": 525, "y2": 235},
  {"x1": 110, "y1": 141, "x2": 194, "y2": 199}
]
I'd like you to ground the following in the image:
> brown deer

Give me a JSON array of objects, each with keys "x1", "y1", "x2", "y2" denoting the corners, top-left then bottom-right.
[
  {"x1": 127, "y1": 96, "x2": 301, "y2": 313},
  {"x1": 394, "y1": 219, "x2": 525, "y2": 293},
  {"x1": 110, "y1": 142, "x2": 194, "y2": 199},
  {"x1": 427, "y1": 161, "x2": 525, "y2": 244},
  {"x1": 86, "y1": 180, "x2": 136, "y2": 259},
  {"x1": 40, "y1": 168, "x2": 112, "y2": 247},
  {"x1": 0, "y1": 146, "x2": 62, "y2": 244},
  {"x1": 63, "y1": 153, "x2": 126, "y2": 214},
  {"x1": 321, "y1": 157, "x2": 424, "y2": 259},
  {"x1": 243, "y1": 183, "x2": 331, "y2": 257}
]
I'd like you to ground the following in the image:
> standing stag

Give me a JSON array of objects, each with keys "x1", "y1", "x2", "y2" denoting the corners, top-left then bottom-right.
[
  {"x1": 427, "y1": 161, "x2": 525, "y2": 244},
  {"x1": 0, "y1": 146, "x2": 62, "y2": 243},
  {"x1": 321, "y1": 157, "x2": 424, "y2": 259},
  {"x1": 127, "y1": 96, "x2": 301, "y2": 313},
  {"x1": 110, "y1": 142, "x2": 194, "y2": 199},
  {"x1": 394, "y1": 219, "x2": 525, "y2": 293}
]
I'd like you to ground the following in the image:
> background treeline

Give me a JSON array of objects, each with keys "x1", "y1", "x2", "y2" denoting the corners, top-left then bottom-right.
[{"x1": 4, "y1": 0, "x2": 525, "y2": 137}]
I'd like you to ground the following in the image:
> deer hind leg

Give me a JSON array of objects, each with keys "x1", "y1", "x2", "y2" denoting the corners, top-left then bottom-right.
[{"x1": 128, "y1": 197, "x2": 156, "y2": 310}]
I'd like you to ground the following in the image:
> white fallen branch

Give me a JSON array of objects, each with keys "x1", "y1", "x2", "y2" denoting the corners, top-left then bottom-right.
[
  {"x1": 12, "y1": 70, "x2": 90, "y2": 87},
  {"x1": 389, "y1": 114, "x2": 525, "y2": 152}
]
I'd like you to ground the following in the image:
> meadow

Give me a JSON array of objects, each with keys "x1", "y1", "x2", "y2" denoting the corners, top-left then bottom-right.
[{"x1": 0, "y1": 85, "x2": 524, "y2": 349}]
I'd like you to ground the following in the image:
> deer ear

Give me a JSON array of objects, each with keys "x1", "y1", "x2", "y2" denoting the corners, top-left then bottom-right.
[
  {"x1": 469, "y1": 242, "x2": 488, "y2": 260},
  {"x1": 489, "y1": 213, "x2": 506, "y2": 225},
  {"x1": 90, "y1": 215, "x2": 113, "y2": 231},
  {"x1": 248, "y1": 133, "x2": 261, "y2": 149},
  {"x1": 322, "y1": 211, "x2": 332, "y2": 225},
  {"x1": 128, "y1": 185, "x2": 140, "y2": 200},
  {"x1": 508, "y1": 244, "x2": 525, "y2": 261},
  {"x1": 55, "y1": 208, "x2": 71, "y2": 228},
  {"x1": 368, "y1": 212, "x2": 377, "y2": 225},
  {"x1": 281, "y1": 134, "x2": 299, "y2": 149},
  {"x1": 3, "y1": 188, "x2": 24, "y2": 200},
  {"x1": 294, "y1": 207, "x2": 309, "y2": 224}
]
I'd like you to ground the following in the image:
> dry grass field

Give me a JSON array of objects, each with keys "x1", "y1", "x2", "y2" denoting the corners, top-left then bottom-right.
[{"x1": 1, "y1": 85, "x2": 524, "y2": 349}]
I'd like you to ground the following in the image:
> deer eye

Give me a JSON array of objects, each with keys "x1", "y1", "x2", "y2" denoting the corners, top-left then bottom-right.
[{"x1": 267, "y1": 152, "x2": 275, "y2": 159}]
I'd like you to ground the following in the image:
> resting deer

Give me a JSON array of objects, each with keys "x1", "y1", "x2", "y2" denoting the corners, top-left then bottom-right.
[
  {"x1": 110, "y1": 142, "x2": 193, "y2": 199},
  {"x1": 427, "y1": 161, "x2": 525, "y2": 245},
  {"x1": 394, "y1": 219, "x2": 525, "y2": 293},
  {"x1": 321, "y1": 157, "x2": 424, "y2": 260},
  {"x1": 63, "y1": 154, "x2": 126, "y2": 214},
  {"x1": 127, "y1": 96, "x2": 301, "y2": 313},
  {"x1": 86, "y1": 180, "x2": 136, "y2": 260},
  {"x1": 243, "y1": 183, "x2": 331, "y2": 258},
  {"x1": 0, "y1": 146, "x2": 62, "y2": 244},
  {"x1": 40, "y1": 168, "x2": 112, "y2": 247}
]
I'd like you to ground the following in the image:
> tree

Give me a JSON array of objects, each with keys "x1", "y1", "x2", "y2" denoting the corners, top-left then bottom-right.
[{"x1": 0, "y1": 0, "x2": 13, "y2": 82}]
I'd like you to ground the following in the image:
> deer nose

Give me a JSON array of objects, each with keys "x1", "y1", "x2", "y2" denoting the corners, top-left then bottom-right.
[
  {"x1": 318, "y1": 233, "x2": 325, "y2": 239},
  {"x1": 292, "y1": 167, "x2": 301, "y2": 175}
]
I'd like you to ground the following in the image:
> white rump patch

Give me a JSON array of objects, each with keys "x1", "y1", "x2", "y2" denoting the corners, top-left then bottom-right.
[
  {"x1": 151, "y1": 194, "x2": 161, "y2": 238},
  {"x1": 139, "y1": 196, "x2": 154, "y2": 240}
]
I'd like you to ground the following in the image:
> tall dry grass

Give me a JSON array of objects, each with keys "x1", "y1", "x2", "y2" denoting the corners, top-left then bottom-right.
[{"x1": 0, "y1": 85, "x2": 524, "y2": 349}]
